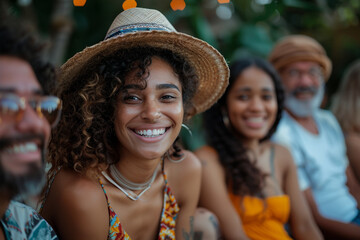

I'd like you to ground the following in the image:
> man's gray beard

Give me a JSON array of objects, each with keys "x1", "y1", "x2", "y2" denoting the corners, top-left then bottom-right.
[
  {"x1": 0, "y1": 137, "x2": 46, "y2": 201},
  {"x1": 284, "y1": 85, "x2": 325, "y2": 117},
  {"x1": 0, "y1": 160, "x2": 46, "y2": 201}
]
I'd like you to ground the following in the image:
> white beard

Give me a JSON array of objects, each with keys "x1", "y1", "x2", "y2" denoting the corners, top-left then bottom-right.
[{"x1": 285, "y1": 84, "x2": 325, "y2": 117}]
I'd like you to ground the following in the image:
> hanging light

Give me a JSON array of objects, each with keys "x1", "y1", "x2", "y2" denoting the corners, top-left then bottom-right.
[
  {"x1": 170, "y1": 0, "x2": 186, "y2": 11},
  {"x1": 73, "y1": 0, "x2": 86, "y2": 6},
  {"x1": 217, "y1": 0, "x2": 230, "y2": 3},
  {"x1": 123, "y1": 0, "x2": 137, "y2": 10},
  {"x1": 18, "y1": 0, "x2": 32, "y2": 7}
]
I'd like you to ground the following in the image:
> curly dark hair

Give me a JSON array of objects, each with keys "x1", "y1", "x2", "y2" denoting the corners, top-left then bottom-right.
[
  {"x1": 0, "y1": 22, "x2": 56, "y2": 94},
  {"x1": 203, "y1": 57, "x2": 284, "y2": 197},
  {"x1": 48, "y1": 47, "x2": 198, "y2": 175}
]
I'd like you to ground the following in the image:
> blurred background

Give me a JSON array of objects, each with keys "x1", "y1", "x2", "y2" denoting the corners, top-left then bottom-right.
[{"x1": 1, "y1": 0, "x2": 360, "y2": 149}]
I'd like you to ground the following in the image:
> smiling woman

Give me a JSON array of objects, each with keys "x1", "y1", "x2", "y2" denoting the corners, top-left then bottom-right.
[
  {"x1": 38, "y1": 7, "x2": 228, "y2": 240},
  {"x1": 194, "y1": 57, "x2": 323, "y2": 240}
]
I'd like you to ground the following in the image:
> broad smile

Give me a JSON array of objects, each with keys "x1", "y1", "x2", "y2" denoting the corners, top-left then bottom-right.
[
  {"x1": 0, "y1": 139, "x2": 43, "y2": 173},
  {"x1": 246, "y1": 117, "x2": 264, "y2": 123},
  {"x1": 244, "y1": 116, "x2": 266, "y2": 129},
  {"x1": 4, "y1": 142, "x2": 39, "y2": 154},
  {"x1": 132, "y1": 127, "x2": 169, "y2": 138}
]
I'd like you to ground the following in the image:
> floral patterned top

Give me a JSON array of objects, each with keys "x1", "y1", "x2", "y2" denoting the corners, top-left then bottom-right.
[
  {"x1": 99, "y1": 172, "x2": 180, "y2": 240},
  {"x1": 1, "y1": 201, "x2": 58, "y2": 240}
]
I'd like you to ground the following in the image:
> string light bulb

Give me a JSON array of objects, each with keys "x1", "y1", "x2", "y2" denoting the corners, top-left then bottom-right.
[
  {"x1": 170, "y1": 0, "x2": 186, "y2": 11},
  {"x1": 123, "y1": 0, "x2": 137, "y2": 10},
  {"x1": 217, "y1": 0, "x2": 230, "y2": 3},
  {"x1": 73, "y1": 0, "x2": 86, "y2": 6}
]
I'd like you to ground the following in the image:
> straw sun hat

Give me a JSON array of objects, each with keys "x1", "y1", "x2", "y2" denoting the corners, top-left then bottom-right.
[{"x1": 61, "y1": 7, "x2": 229, "y2": 115}]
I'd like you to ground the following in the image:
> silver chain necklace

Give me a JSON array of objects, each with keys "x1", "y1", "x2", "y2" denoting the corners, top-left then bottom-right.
[{"x1": 101, "y1": 163, "x2": 160, "y2": 201}]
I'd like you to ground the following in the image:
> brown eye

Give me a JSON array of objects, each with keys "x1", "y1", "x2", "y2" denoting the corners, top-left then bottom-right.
[
  {"x1": 123, "y1": 95, "x2": 141, "y2": 103},
  {"x1": 262, "y1": 94, "x2": 273, "y2": 101},
  {"x1": 160, "y1": 94, "x2": 177, "y2": 102},
  {"x1": 237, "y1": 95, "x2": 249, "y2": 101}
]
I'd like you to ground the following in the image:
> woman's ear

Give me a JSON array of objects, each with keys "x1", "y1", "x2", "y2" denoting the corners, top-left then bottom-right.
[{"x1": 184, "y1": 106, "x2": 197, "y2": 121}]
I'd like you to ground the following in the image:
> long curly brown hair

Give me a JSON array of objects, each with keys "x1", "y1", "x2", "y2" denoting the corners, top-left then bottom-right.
[
  {"x1": 47, "y1": 47, "x2": 198, "y2": 177},
  {"x1": 203, "y1": 57, "x2": 284, "y2": 197}
]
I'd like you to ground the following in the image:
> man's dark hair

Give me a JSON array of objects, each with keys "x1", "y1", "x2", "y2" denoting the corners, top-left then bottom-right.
[{"x1": 0, "y1": 21, "x2": 56, "y2": 94}]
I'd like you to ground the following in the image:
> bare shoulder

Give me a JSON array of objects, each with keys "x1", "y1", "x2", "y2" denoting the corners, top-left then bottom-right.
[
  {"x1": 43, "y1": 168, "x2": 108, "y2": 239},
  {"x1": 272, "y1": 143, "x2": 295, "y2": 169},
  {"x1": 52, "y1": 168, "x2": 104, "y2": 205},
  {"x1": 194, "y1": 145, "x2": 218, "y2": 158},
  {"x1": 166, "y1": 150, "x2": 201, "y2": 177},
  {"x1": 273, "y1": 143, "x2": 293, "y2": 161},
  {"x1": 165, "y1": 150, "x2": 202, "y2": 204},
  {"x1": 181, "y1": 149, "x2": 202, "y2": 170},
  {"x1": 194, "y1": 145, "x2": 220, "y2": 166}
]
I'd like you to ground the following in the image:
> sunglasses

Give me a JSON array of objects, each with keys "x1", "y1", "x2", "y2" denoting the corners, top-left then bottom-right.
[{"x1": 0, "y1": 93, "x2": 62, "y2": 128}]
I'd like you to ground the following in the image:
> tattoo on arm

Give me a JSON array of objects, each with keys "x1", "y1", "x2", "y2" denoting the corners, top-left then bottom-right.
[{"x1": 182, "y1": 216, "x2": 194, "y2": 240}]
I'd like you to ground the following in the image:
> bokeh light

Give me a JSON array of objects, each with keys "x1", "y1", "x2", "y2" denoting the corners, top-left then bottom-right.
[
  {"x1": 123, "y1": 0, "x2": 137, "y2": 11},
  {"x1": 170, "y1": 0, "x2": 186, "y2": 11},
  {"x1": 73, "y1": 0, "x2": 86, "y2": 7}
]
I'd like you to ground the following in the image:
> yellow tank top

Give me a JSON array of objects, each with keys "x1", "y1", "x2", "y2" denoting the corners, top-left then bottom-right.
[{"x1": 229, "y1": 193, "x2": 292, "y2": 240}]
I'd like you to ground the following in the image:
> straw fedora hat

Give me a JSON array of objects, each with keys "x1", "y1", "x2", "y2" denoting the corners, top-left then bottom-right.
[{"x1": 60, "y1": 7, "x2": 229, "y2": 115}]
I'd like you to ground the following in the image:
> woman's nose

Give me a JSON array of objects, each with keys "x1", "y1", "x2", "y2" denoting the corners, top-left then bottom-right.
[
  {"x1": 140, "y1": 100, "x2": 161, "y2": 121},
  {"x1": 249, "y1": 97, "x2": 264, "y2": 111}
]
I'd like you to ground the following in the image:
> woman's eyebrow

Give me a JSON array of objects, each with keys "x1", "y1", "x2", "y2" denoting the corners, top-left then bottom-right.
[
  {"x1": 156, "y1": 83, "x2": 180, "y2": 92},
  {"x1": 122, "y1": 84, "x2": 143, "y2": 90}
]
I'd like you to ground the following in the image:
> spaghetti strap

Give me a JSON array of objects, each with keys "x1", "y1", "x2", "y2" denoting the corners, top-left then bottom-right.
[
  {"x1": 270, "y1": 145, "x2": 276, "y2": 179},
  {"x1": 39, "y1": 168, "x2": 60, "y2": 213},
  {"x1": 98, "y1": 178, "x2": 111, "y2": 205},
  {"x1": 269, "y1": 145, "x2": 283, "y2": 196}
]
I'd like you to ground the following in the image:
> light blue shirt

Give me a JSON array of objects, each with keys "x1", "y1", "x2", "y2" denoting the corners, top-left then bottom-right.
[{"x1": 272, "y1": 109, "x2": 357, "y2": 222}]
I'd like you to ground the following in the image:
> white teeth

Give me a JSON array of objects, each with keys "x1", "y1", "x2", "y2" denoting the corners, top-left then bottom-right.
[
  {"x1": 136, "y1": 128, "x2": 166, "y2": 137},
  {"x1": 247, "y1": 117, "x2": 263, "y2": 123},
  {"x1": 5, "y1": 142, "x2": 38, "y2": 154}
]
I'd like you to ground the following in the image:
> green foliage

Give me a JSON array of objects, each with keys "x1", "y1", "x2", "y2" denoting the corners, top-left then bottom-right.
[{"x1": 3, "y1": 0, "x2": 360, "y2": 149}]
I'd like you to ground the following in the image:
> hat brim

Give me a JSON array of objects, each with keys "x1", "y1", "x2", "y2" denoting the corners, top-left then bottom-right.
[{"x1": 60, "y1": 30, "x2": 229, "y2": 115}]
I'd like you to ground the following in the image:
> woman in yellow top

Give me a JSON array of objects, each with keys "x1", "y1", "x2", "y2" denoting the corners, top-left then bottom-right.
[{"x1": 195, "y1": 57, "x2": 323, "y2": 240}]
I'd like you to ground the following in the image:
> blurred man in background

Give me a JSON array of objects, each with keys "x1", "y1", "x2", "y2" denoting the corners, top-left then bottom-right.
[
  {"x1": 0, "y1": 22, "x2": 61, "y2": 240},
  {"x1": 270, "y1": 35, "x2": 360, "y2": 240}
]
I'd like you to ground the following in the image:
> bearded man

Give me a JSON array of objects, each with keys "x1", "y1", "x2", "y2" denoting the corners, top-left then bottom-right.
[
  {"x1": 270, "y1": 35, "x2": 360, "y2": 240},
  {"x1": 0, "y1": 22, "x2": 61, "y2": 240}
]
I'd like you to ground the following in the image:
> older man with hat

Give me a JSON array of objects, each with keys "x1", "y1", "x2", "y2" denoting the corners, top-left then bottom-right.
[{"x1": 270, "y1": 35, "x2": 360, "y2": 239}]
